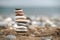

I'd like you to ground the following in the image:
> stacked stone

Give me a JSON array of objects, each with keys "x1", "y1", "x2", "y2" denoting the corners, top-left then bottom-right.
[{"x1": 14, "y1": 9, "x2": 30, "y2": 33}]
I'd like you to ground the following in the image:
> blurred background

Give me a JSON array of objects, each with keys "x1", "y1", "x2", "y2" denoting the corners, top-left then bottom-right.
[
  {"x1": 0, "y1": 0, "x2": 60, "y2": 17},
  {"x1": 0, "y1": 0, "x2": 60, "y2": 27}
]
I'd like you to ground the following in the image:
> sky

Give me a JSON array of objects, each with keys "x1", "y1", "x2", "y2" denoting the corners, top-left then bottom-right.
[{"x1": 0, "y1": 0, "x2": 60, "y2": 7}]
